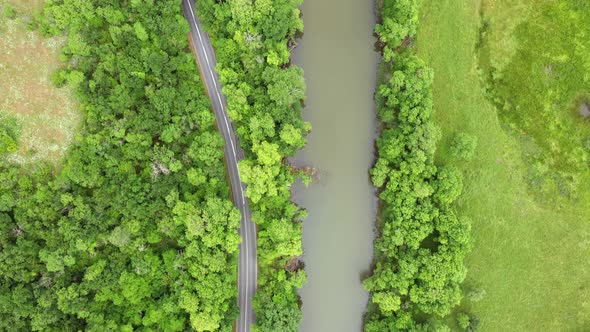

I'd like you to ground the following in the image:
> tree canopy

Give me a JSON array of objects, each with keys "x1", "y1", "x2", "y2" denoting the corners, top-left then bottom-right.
[
  {"x1": 197, "y1": 0, "x2": 308, "y2": 329},
  {"x1": 0, "y1": 1, "x2": 240, "y2": 330},
  {"x1": 364, "y1": 0, "x2": 471, "y2": 330}
]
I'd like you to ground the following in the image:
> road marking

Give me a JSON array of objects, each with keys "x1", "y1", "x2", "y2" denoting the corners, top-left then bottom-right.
[
  {"x1": 187, "y1": 1, "x2": 253, "y2": 331},
  {"x1": 188, "y1": 1, "x2": 243, "y2": 188}
]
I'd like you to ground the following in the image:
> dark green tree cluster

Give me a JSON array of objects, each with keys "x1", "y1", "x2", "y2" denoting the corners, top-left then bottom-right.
[
  {"x1": 0, "y1": 0, "x2": 241, "y2": 330},
  {"x1": 364, "y1": 0, "x2": 471, "y2": 330},
  {"x1": 196, "y1": 0, "x2": 309, "y2": 330},
  {"x1": 375, "y1": 0, "x2": 422, "y2": 61}
]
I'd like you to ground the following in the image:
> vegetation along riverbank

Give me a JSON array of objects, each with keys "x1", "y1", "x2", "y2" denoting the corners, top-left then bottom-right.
[
  {"x1": 197, "y1": 0, "x2": 309, "y2": 330},
  {"x1": 363, "y1": 0, "x2": 471, "y2": 330},
  {"x1": 364, "y1": 0, "x2": 590, "y2": 330}
]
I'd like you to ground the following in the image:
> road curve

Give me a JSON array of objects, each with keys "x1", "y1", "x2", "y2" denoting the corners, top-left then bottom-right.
[{"x1": 182, "y1": 1, "x2": 257, "y2": 331}]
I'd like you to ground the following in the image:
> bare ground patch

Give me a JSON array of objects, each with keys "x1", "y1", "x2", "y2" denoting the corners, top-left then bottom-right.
[
  {"x1": 1, "y1": 0, "x2": 45, "y2": 16},
  {"x1": 0, "y1": 8, "x2": 81, "y2": 165}
]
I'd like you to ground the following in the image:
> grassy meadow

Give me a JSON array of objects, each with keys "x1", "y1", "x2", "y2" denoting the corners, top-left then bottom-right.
[
  {"x1": 0, "y1": 0, "x2": 80, "y2": 165},
  {"x1": 416, "y1": 0, "x2": 590, "y2": 330}
]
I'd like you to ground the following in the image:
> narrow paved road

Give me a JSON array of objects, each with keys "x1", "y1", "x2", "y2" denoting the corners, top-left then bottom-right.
[{"x1": 182, "y1": 1, "x2": 257, "y2": 331}]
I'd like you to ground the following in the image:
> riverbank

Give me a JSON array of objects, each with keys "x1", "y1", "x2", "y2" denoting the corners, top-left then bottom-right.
[{"x1": 363, "y1": 0, "x2": 473, "y2": 330}]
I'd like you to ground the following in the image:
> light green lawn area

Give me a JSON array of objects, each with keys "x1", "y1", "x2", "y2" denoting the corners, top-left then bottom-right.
[
  {"x1": 0, "y1": 0, "x2": 80, "y2": 165},
  {"x1": 416, "y1": 0, "x2": 590, "y2": 330}
]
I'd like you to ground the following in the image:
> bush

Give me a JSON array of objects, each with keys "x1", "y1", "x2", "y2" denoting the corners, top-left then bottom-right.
[
  {"x1": 451, "y1": 133, "x2": 478, "y2": 161},
  {"x1": 3, "y1": 5, "x2": 17, "y2": 20},
  {"x1": 0, "y1": 134, "x2": 17, "y2": 154},
  {"x1": 50, "y1": 69, "x2": 68, "y2": 88},
  {"x1": 467, "y1": 287, "x2": 486, "y2": 302},
  {"x1": 468, "y1": 314, "x2": 481, "y2": 331},
  {"x1": 457, "y1": 312, "x2": 471, "y2": 330},
  {"x1": 0, "y1": 116, "x2": 19, "y2": 155}
]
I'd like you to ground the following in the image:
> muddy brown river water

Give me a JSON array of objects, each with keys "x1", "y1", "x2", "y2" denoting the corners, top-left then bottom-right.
[{"x1": 291, "y1": 0, "x2": 378, "y2": 331}]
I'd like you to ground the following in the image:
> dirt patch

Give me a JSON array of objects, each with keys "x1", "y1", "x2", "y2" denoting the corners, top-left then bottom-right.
[
  {"x1": 0, "y1": 12, "x2": 80, "y2": 165},
  {"x1": 0, "y1": 0, "x2": 45, "y2": 16},
  {"x1": 580, "y1": 103, "x2": 590, "y2": 118}
]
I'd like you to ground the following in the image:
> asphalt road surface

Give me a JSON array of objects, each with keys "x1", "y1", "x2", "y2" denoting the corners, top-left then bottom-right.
[{"x1": 182, "y1": 1, "x2": 257, "y2": 331}]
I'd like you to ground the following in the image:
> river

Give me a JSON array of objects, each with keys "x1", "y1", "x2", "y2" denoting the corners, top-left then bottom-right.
[{"x1": 291, "y1": 0, "x2": 378, "y2": 331}]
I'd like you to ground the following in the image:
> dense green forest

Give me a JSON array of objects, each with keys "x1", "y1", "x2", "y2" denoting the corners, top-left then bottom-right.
[
  {"x1": 363, "y1": 0, "x2": 472, "y2": 330},
  {"x1": 196, "y1": 1, "x2": 309, "y2": 330},
  {"x1": 0, "y1": 0, "x2": 241, "y2": 330}
]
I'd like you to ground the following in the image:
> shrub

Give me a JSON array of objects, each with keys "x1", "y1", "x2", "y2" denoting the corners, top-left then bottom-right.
[
  {"x1": 0, "y1": 134, "x2": 17, "y2": 154},
  {"x1": 467, "y1": 287, "x2": 486, "y2": 302},
  {"x1": 50, "y1": 69, "x2": 68, "y2": 88},
  {"x1": 0, "y1": 116, "x2": 19, "y2": 155},
  {"x1": 451, "y1": 133, "x2": 478, "y2": 161},
  {"x1": 4, "y1": 5, "x2": 17, "y2": 20},
  {"x1": 457, "y1": 312, "x2": 470, "y2": 330}
]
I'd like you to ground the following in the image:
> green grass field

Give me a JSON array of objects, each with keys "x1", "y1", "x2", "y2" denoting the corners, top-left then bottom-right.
[
  {"x1": 416, "y1": 0, "x2": 590, "y2": 330},
  {"x1": 478, "y1": 0, "x2": 590, "y2": 201},
  {"x1": 0, "y1": 0, "x2": 80, "y2": 165}
]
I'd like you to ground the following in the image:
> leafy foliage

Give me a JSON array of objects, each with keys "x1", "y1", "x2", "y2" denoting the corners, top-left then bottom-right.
[
  {"x1": 196, "y1": 0, "x2": 309, "y2": 330},
  {"x1": 364, "y1": 0, "x2": 470, "y2": 330},
  {"x1": 0, "y1": 115, "x2": 19, "y2": 155},
  {"x1": 0, "y1": 0, "x2": 240, "y2": 330},
  {"x1": 376, "y1": 0, "x2": 422, "y2": 61},
  {"x1": 450, "y1": 133, "x2": 477, "y2": 161}
]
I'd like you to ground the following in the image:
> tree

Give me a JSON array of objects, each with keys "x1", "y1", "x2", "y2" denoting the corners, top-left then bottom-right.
[
  {"x1": 194, "y1": 0, "x2": 309, "y2": 328},
  {"x1": 0, "y1": 1, "x2": 242, "y2": 330},
  {"x1": 364, "y1": 0, "x2": 470, "y2": 327},
  {"x1": 457, "y1": 312, "x2": 471, "y2": 330},
  {"x1": 263, "y1": 66, "x2": 306, "y2": 108}
]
